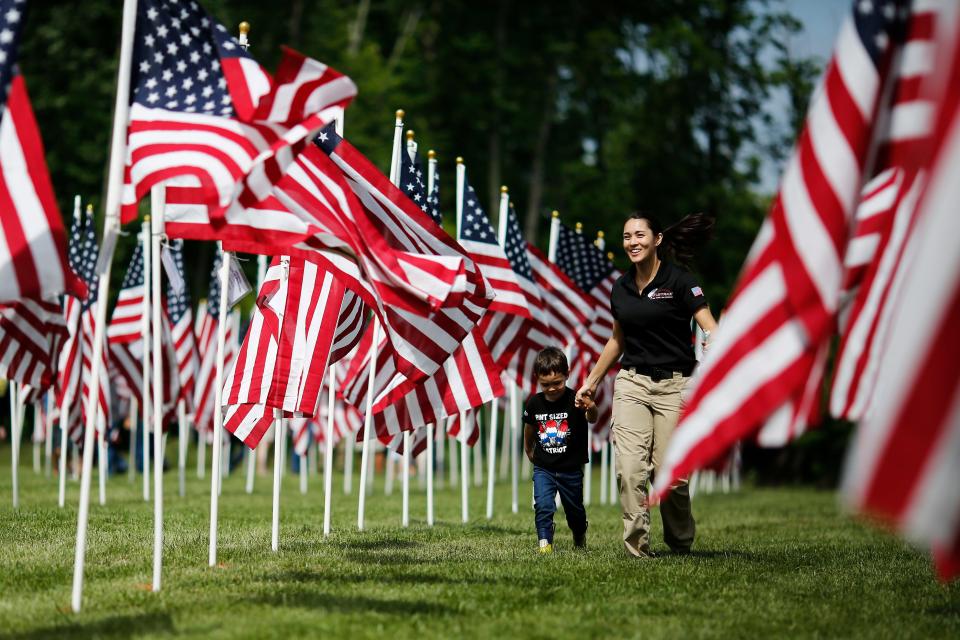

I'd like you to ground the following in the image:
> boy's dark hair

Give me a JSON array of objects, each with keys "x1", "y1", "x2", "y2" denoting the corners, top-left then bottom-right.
[{"x1": 533, "y1": 347, "x2": 568, "y2": 377}]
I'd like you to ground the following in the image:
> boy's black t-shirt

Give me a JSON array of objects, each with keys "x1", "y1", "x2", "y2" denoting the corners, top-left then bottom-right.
[{"x1": 522, "y1": 387, "x2": 589, "y2": 472}]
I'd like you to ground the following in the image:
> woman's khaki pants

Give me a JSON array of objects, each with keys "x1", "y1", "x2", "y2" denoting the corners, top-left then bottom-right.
[{"x1": 612, "y1": 368, "x2": 695, "y2": 557}]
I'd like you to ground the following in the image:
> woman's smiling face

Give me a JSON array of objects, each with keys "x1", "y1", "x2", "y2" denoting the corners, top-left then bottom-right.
[{"x1": 622, "y1": 217, "x2": 661, "y2": 265}]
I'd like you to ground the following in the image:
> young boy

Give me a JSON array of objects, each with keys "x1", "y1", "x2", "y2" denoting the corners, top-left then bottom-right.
[{"x1": 523, "y1": 347, "x2": 597, "y2": 554}]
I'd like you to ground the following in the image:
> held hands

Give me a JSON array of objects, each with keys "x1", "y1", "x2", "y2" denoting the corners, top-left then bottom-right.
[{"x1": 574, "y1": 383, "x2": 596, "y2": 409}]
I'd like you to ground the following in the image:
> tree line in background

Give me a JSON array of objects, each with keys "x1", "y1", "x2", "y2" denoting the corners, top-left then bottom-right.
[
  {"x1": 17, "y1": 0, "x2": 842, "y2": 485},
  {"x1": 19, "y1": 0, "x2": 819, "y2": 307}
]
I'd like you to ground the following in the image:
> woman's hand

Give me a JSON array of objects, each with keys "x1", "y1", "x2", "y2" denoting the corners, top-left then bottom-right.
[{"x1": 575, "y1": 382, "x2": 596, "y2": 409}]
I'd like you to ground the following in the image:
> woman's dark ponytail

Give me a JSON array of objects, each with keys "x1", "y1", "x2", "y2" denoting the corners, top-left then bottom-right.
[{"x1": 625, "y1": 211, "x2": 714, "y2": 264}]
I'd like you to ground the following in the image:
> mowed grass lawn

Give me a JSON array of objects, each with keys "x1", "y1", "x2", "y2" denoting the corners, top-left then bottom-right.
[{"x1": 0, "y1": 445, "x2": 957, "y2": 639}]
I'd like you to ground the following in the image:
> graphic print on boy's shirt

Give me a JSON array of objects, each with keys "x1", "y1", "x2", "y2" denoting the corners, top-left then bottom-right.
[
  {"x1": 523, "y1": 388, "x2": 589, "y2": 472},
  {"x1": 535, "y1": 412, "x2": 570, "y2": 454}
]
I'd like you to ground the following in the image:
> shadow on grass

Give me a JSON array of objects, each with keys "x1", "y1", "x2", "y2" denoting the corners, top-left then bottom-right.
[
  {"x1": 337, "y1": 539, "x2": 419, "y2": 551},
  {"x1": 243, "y1": 590, "x2": 454, "y2": 616},
  {"x1": 1, "y1": 612, "x2": 174, "y2": 640},
  {"x1": 275, "y1": 568, "x2": 502, "y2": 588}
]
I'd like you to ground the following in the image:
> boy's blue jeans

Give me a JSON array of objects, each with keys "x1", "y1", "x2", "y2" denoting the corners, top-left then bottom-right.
[{"x1": 533, "y1": 465, "x2": 588, "y2": 543}]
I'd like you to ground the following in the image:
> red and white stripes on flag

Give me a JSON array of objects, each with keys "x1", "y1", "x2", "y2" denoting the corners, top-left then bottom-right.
[
  {"x1": 121, "y1": 2, "x2": 356, "y2": 226},
  {"x1": 57, "y1": 294, "x2": 82, "y2": 442},
  {"x1": 344, "y1": 328, "x2": 504, "y2": 445},
  {"x1": 107, "y1": 241, "x2": 146, "y2": 344},
  {"x1": 193, "y1": 303, "x2": 238, "y2": 439},
  {"x1": 222, "y1": 256, "x2": 365, "y2": 449},
  {"x1": 843, "y1": 6, "x2": 960, "y2": 581},
  {"x1": 0, "y1": 298, "x2": 66, "y2": 392},
  {"x1": 526, "y1": 244, "x2": 594, "y2": 349},
  {"x1": 0, "y1": 72, "x2": 81, "y2": 301},
  {"x1": 655, "y1": 2, "x2": 922, "y2": 493}
]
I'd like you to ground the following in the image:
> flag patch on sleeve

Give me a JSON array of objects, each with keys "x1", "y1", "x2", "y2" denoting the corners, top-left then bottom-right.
[{"x1": 691, "y1": 286, "x2": 704, "y2": 297}]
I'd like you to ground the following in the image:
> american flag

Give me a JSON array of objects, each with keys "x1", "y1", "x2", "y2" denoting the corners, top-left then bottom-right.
[
  {"x1": 122, "y1": 1, "x2": 356, "y2": 226},
  {"x1": 526, "y1": 243, "x2": 594, "y2": 353},
  {"x1": 480, "y1": 203, "x2": 551, "y2": 391},
  {"x1": 165, "y1": 239, "x2": 199, "y2": 409},
  {"x1": 57, "y1": 208, "x2": 85, "y2": 442},
  {"x1": 399, "y1": 139, "x2": 429, "y2": 216},
  {"x1": 843, "y1": 11, "x2": 960, "y2": 578},
  {"x1": 0, "y1": 297, "x2": 67, "y2": 394},
  {"x1": 349, "y1": 329, "x2": 504, "y2": 446},
  {"x1": 458, "y1": 176, "x2": 531, "y2": 319},
  {"x1": 0, "y1": 0, "x2": 81, "y2": 302},
  {"x1": 655, "y1": 1, "x2": 919, "y2": 494},
  {"x1": 221, "y1": 256, "x2": 365, "y2": 448},
  {"x1": 107, "y1": 242, "x2": 146, "y2": 344},
  {"x1": 192, "y1": 247, "x2": 235, "y2": 438},
  {"x1": 76, "y1": 209, "x2": 111, "y2": 443},
  {"x1": 555, "y1": 222, "x2": 618, "y2": 380},
  {"x1": 265, "y1": 128, "x2": 493, "y2": 386},
  {"x1": 426, "y1": 161, "x2": 441, "y2": 227},
  {"x1": 830, "y1": 2, "x2": 944, "y2": 422}
]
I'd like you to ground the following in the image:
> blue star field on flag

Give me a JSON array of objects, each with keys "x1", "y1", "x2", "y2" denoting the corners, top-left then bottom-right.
[
  {"x1": 76, "y1": 213, "x2": 101, "y2": 311},
  {"x1": 399, "y1": 143, "x2": 430, "y2": 216},
  {"x1": 0, "y1": 0, "x2": 26, "y2": 121},
  {"x1": 165, "y1": 239, "x2": 192, "y2": 324},
  {"x1": 556, "y1": 223, "x2": 615, "y2": 293},
  {"x1": 131, "y1": 0, "x2": 252, "y2": 116},
  {"x1": 119, "y1": 243, "x2": 145, "y2": 291},
  {"x1": 459, "y1": 180, "x2": 496, "y2": 244},
  {"x1": 206, "y1": 246, "x2": 223, "y2": 318},
  {"x1": 852, "y1": 0, "x2": 909, "y2": 68},
  {"x1": 502, "y1": 204, "x2": 533, "y2": 282}
]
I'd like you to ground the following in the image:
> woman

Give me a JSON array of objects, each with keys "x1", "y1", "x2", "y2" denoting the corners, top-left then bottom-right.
[{"x1": 576, "y1": 212, "x2": 718, "y2": 557}]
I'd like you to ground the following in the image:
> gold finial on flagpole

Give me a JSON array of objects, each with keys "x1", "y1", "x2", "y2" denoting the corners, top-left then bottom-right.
[
  {"x1": 597, "y1": 230, "x2": 605, "y2": 239},
  {"x1": 607, "y1": 251, "x2": 615, "y2": 261},
  {"x1": 575, "y1": 222, "x2": 583, "y2": 232},
  {"x1": 238, "y1": 21, "x2": 250, "y2": 49},
  {"x1": 551, "y1": 210, "x2": 559, "y2": 219},
  {"x1": 144, "y1": 214, "x2": 150, "y2": 222},
  {"x1": 500, "y1": 185, "x2": 508, "y2": 194},
  {"x1": 428, "y1": 150, "x2": 436, "y2": 159},
  {"x1": 396, "y1": 109, "x2": 405, "y2": 120},
  {"x1": 456, "y1": 156, "x2": 464, "y2": 164},
  {"x1": 85, "y1": 204, "x2": 94, "y2": 215},
  {"x1": 406, "y1": 130, "x2": 415, "y2": 141}
]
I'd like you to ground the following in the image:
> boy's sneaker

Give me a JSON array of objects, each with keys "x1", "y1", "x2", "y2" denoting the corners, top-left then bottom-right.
[{"x1": 538, "y1": 539, "x2": 553, "y2": 554}]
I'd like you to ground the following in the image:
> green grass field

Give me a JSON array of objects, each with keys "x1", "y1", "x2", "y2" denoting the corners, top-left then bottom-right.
[{"x1": 0, "y1": 445, "x2": 957, "y2": 639}]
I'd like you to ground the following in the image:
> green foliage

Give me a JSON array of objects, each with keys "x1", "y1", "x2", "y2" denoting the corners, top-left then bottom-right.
[{"x1": 0, "y1": 450, "x2": 957, "y2": 637}]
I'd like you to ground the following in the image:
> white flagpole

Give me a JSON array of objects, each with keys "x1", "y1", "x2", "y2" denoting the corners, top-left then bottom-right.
[
  {"x1": 271, "y1": 409, "x2": 285, "y2": 551},
  {"x1": 128, "y1": 397, "x2": 137, "y2": 483},
  {"x1": 426, "y1": 423, "x2": 435, "y2": 526},
  {"x1": 510, "y1": 383, "x2": 519, "y2": 513},
  {"x1": 73, "y1": 0, "x2": 137, "y2": 612},
  {"x1": 322, "y1": 362, "x2": 336, "y2": 537},
  {"x1": 44, "y1": 392, "x2": 53, "y2": 477},
  {"x1": 385, "y1": 448, "x2": 395, "y2": 496},
  {"x1": 358, "y1": 109, "x2": 404, "y2": 530},
  {"x1": 299, "y1": 449, "x2": 308, "y2": 494},
  {"x1": 150, "y1": 186, "x2": 166, "y2": 591},
  {"x1": 10, "y1": 382, "x2": 20, "y2": 508},
  {"x1": 60, "y1": 196, "x2": 83, "y2": 507},
  {"x1": 245, "y1": 254, "x2": 268, "y2": 495},
  {"x1": 141, "y1": 218, "x2": 152, "y2": 502},
  {"x1": 207, "y1": 245, "x2": 231, "y2": 566},
  {"x1": 486, "y1": 185, "x2": 510, "y2": 519},
  {"x1": 400, "y1": 128, "x2": 418, "y2": 527},
  {"x1": 455, "y1": 157, "x2": 469, "y2": 523},
  {"x1": 197, "y1": 429, "x2": 206, "y2": 478},
  {"x1": 33, "y1": 399, "x2": 41, "y2": 474},
  {"x1": 97, "y1": 406, "x2": 106, "y2": 505},
  {"x1": 177, "y1": 400, "x2": 187, "y2": 497},
  {"x1": 608, "y1": 442, "x2": 617, "y2": 505},
  {"x1": 425, "y1": 148, "x2": 438, "y2": 524}
]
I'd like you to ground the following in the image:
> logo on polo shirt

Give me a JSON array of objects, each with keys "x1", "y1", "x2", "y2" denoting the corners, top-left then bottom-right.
[
  {"x1": 691, "y1": 286, "x2": 704, "y2": 297},
  {"x1": 648, "y1": 288, "x2": 673, "y2": 300}
]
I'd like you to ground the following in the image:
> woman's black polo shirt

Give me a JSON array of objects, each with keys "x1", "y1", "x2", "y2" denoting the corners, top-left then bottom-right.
[{"x1": 610, "y1": 261, "x2": 708, "y2": 372}]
